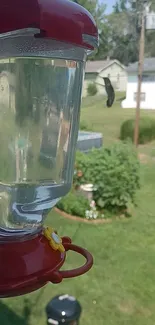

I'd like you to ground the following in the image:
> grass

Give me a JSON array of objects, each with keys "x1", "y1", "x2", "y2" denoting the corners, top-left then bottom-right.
[
  {"x1": 2, "y1": 93, "x2": 155, "y2": 325},
  {"x1": 81, "y1": 93, "x2": 155, "y2": 155}
]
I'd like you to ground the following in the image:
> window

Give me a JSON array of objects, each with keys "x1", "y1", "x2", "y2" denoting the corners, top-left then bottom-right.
[
  {"x1": 107, "y1": 73, "x2": 110, "y2": 79},
  {"x1": 134, "y1": 92, "x2": 146, "y2": 102},
  {"x1": 142, "y1": 75, "x2": 155, "y2": 82}
]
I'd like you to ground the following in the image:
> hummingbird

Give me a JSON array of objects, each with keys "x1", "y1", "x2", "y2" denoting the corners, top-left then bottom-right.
[{"x1": 103, "y1": 77, "x2": 115, "y2": 107}]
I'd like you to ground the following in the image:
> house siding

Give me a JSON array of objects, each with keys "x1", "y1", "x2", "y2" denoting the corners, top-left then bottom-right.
[
  {"x1": 82, "y1": 61, "x2": 127, "y2": 97},
  {"x1": 122, "y1": 72, "x2": 155, "y2": 109},
  {"x1": 97, "y1": 63, "x2": 127, "y2": 92}
]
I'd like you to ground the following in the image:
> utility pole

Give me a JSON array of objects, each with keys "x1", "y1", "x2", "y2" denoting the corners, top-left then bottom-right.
[{"x1": 134, "y1": 1, "x2": 146, "y2": 147}]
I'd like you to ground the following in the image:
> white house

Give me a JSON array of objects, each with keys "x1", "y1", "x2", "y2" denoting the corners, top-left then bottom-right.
[
  {"x1": 0, "y1": 71, "x2": 15, "y2": 111},
  {"x1": 83, "y1": 59, "x2": 127, "y2": 97},
  {"x1": 122, "y1": 58, "x2": 155, "y2": 109}
]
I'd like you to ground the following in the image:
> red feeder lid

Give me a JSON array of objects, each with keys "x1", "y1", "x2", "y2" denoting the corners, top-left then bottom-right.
[{"x1": 0, "y1": 0, "x2": 98, "y2": 50}]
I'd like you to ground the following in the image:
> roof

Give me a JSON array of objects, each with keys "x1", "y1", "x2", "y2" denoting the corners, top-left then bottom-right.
[
  {"x1": 127, "y1": 58, "x2": 155, "y2": 73},
  {"x1": 85, "y1": 59, "x2": 125, "y2": 73}
]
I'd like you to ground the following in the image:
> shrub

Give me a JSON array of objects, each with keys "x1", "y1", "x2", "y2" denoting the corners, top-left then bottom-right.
[
  {"x1": 74, "y1": 142, "x2": 140, "y2": 213},
  {"x1": 73, "y1": 151, "x2": 91, "y2": 188},
  {"x1": 90, "y1": 143, "x2": 140, "y2": 211},
  {"x1": 80, "y1": 120, "x2": 93, "y2": 131},
  {"x1": 87, "y1": 83, "x2": 98, "y2": 96},
  {"x1": 120, "y1": 117, "x2": 155, "y2": 144},
  {"x1": 56, "y1": 190, "x2": 90, "y2": 218}
]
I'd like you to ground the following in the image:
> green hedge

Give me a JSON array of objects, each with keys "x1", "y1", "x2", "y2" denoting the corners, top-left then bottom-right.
[
  {"x1": 120, "y1": 117, "x2": 155, "y2": 144},
  {"x1": 74, "y1": 142, "x2": 140, "y2": 213},
  {"x1": 80, "y1": 120, "x2": 93, "y2": 131},
  {"x1": 57, "y1": 190, "x2": 90, "y2": 218},
  {"x1": 87, "y1": 83, "x2": 98, "y2": 96}
]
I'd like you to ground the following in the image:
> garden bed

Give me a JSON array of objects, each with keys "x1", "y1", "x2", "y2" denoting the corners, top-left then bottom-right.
[
  {"x1": 57, "y1": 142, "x2": 140, "y2": 222},
  {"x1": 54, "y1": 207, "x2": 126, "y2": 224}
]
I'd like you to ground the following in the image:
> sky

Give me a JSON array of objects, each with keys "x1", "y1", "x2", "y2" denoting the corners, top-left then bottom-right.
[{"x1": 102, "y1": 0, "x2": 116, "y2": 14}]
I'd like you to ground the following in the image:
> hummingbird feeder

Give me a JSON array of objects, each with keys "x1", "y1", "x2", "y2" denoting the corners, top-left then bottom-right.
[{"x1": 0, "y1": 0, "x2": 98, "y2": 297}]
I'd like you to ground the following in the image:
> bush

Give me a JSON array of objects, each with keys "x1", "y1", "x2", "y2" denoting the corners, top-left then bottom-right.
[
  {"x1": 56, "y1": 190, "x2": 90, "y2": 218},
  {"x1": 74, "y1": 151, "x2": 91, "y2": 188},
  {"x1": 120, "y1": 117, "x2": 155, "y2": 144},
  {"x1": 80, "y1": 120, "x2": 93, "y2": 131},
  {"x1": 74, "y1": 142, "x2": 140, "y2": 213},
  {"x1": 87, "y1": 83, "x2": 98, "y2": 96}
]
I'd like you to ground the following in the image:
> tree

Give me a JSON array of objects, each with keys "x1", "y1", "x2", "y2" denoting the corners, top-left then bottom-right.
[
  {"x1": 109, "y1": 10, "x2": 139, "y2": 64},
  {"x1": 113, "y1": 0, "x2": 128, "y2": 12},
  {"x1": 128, "y1": 0, "x2": 155, "y2": 59},
  {"x1": 72, "y1": 0, "x2": 155, "y2": 64},
  {"x1": 72, "y1": 0, "x2": 106, "y2": 29},
  {"x1": 97, "y1": 0, "x2": 140, "y2": 65},
  {"x1": 72, "y1": 0, "x2": 107, "y2": 59}
]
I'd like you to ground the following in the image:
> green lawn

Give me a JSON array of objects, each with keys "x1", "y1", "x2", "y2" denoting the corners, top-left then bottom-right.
[
  {"x1": 81, "y1": 93, "x2": 155, "y2": 156},
  {"x1": 2, "y1": 94, "x2": 155, "y2": 325}
]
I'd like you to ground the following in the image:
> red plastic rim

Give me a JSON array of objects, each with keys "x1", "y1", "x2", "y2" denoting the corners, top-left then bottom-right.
[
  {"x1": 59, "y1": 242, "x2": 93, "y2": 278},
  {"x1": 0, "y1": 233, "x2": 93, "y2": 297}
]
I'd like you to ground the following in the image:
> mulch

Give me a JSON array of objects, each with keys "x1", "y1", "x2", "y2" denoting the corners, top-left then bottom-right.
[{"x1": 54, "y1": 207, "x2": 126, "y2": 224}]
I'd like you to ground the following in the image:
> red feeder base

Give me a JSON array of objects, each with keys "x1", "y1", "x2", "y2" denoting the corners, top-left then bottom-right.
[{"x1": 0, "y1": 233, "x2": 93, "y2": 298}]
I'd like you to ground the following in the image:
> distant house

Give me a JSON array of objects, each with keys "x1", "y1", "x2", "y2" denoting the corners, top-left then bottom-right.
[
  {"x1": 0, "y1": 71, "x2": 15, "y2": 111},
  {"x1": 82, "y1": 59, "x2": 127, "y2": 97},
  {"x1": 122, "y1": 58, "x2": 155, "y2": 109}
]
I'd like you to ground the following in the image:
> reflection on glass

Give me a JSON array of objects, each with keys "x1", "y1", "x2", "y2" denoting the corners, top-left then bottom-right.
[{"x1": 0, "y1": 58, "x2": 83, "y2": 237}]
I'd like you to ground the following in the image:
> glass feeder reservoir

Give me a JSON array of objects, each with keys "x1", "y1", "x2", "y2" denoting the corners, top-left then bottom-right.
[
  {"x1": 0, "y1": 0, "x2": 98, "y2": 297},
  {"x1": 0, "y1": 34, "x2": 87, "y2": 237}
]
